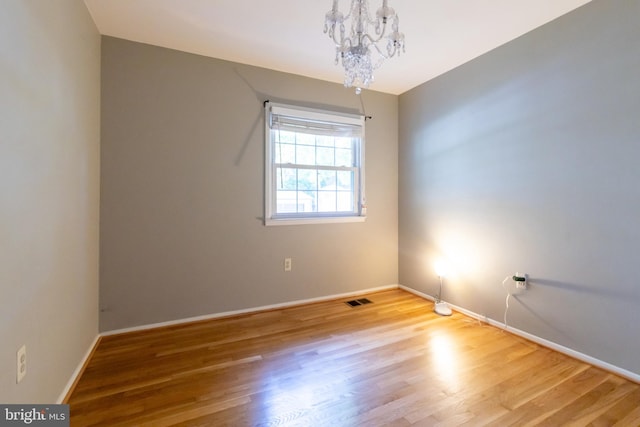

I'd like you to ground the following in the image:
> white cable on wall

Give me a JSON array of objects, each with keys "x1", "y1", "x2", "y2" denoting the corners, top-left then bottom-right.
[{"x1": 502, "y1": 276, "x2": 511, "y2": 331}]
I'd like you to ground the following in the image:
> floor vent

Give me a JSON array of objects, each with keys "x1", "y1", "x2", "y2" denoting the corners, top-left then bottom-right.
[{"x1": 345, "y1": 298, "x2": 373, "y2": 307}]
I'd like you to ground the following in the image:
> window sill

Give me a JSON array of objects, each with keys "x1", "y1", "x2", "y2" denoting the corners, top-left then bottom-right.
[{"x1": 265, "y1": 216, "x2": 366, "y2": 226}]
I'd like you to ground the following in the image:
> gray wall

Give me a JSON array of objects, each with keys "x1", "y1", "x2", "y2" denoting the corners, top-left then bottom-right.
[
  {"x1": 0, "y1": 1, "x2": 100, "y2": 402},
  {"x1": 100, "y1": 37, "x2": 398, "y2": 331},
  {"x1": 399, "y1": 0, "x2": 640, "y2": 375}
]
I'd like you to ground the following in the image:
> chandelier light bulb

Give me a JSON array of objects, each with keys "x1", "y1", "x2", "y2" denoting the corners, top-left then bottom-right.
[{"x1": 324, "y1": 0, "x2": 405, "y2": 92}]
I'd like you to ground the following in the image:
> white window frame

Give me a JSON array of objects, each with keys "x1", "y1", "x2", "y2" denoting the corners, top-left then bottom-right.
[{"x1": 264, "y1": 101, "x2": 366, "y2": 226}]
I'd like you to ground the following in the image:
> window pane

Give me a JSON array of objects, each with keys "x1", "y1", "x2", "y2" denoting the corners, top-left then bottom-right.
[
  {"x1": 277, "y1": 168, "x2": 297, "y2": 190},
  {"x1": 337, "y1": 170, "x2": 353, "y2": 190},
  {"x1": 337, "y1": 191, "x2": 354, "y2": 211},
  {"x1": 307, "y1": 190, "x2": 318, "y2": 213},
  {"x1": 277, "y1": 130, "x2": 296, "y2": 144},
  {"x1": 316, "y1": 135, "x2": 334, "y2": 147},
  {"x1": 296, "y1": 132, "x2": 315, "y2": 146},
  {"x1": 297, "y1": 190, "x2": 316, "y2": 213},
  {"x1": 276, "y1": 190, "x2": 298, "y2": 213},
  {"x1": 335, "y1": 148, "x2": 353, "y2": 167},
  {"x1": 298, "y1": 169, "x2": 317, "y2": 191},
  {"x1": 275, "y1": 143, "x2": 295, "y2": 164},
  {"x1": 318, "y1": 170, "x2": 336, "y2": 190},
  {"x1": 318, "y1": 191, "x2": 336, "y2": 212},
  {"x1": 296, "y1": 144, "x2": 315, "y2": 166},
  {"x1": 316, "y1": 147, "x2": 335, "y2": 166}
]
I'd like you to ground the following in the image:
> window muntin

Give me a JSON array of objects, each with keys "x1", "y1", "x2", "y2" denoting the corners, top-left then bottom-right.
[{"x1": 265, "y1": 103, "x2": 366, "y2": 225}]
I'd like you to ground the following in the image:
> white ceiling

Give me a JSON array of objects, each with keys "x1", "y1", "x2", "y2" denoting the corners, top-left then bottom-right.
[{"x1": 84, "y1": 0, "x2": 592, "y2": 95}]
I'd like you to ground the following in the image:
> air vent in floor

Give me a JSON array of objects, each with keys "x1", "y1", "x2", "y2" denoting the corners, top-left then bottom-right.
[{"x1": 345, "y1": 298, "x2": 373, "y2": 307}]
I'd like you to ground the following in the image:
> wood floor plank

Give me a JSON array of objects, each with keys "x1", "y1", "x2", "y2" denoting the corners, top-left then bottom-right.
[
  {"x1": 613, "y1": 403, "x2": 640, "y2": 426},
  {"x1": 68, "y1": 289, "x2": 640, "y2": 426},
  {"x1": 537, "y1": 377, "x2": 638, "y2": 426},
  {"x1": 484, "y1": 366, "x2": 611, "y2": 426}
]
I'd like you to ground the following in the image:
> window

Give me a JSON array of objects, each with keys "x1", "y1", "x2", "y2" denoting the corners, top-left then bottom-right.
[{"x1": 265, "y1": 102, "x2": 366, "y2": 226}]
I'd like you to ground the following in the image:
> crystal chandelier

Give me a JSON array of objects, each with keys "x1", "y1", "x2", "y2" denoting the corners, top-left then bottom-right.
[{"x1": 324, "y1": 0, "x2": 405, "y2": 92}]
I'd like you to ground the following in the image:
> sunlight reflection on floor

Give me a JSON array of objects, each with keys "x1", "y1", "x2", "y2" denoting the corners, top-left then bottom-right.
[
  {"x1": 430, "y1": 333, "x2": 460, "y2": 391},
  {"x1": 259, "y1": 360, "x2": 358, "y2": 425}
]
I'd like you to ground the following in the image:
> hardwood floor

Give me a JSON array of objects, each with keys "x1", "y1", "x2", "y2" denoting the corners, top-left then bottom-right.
[{"x1": 68, "y1": 289, "x2": 640, "y2": 426}]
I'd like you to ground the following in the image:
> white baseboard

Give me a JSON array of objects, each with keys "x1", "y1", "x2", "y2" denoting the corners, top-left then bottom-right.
[
  {"x1": 57, "y1": 334, "x2": 101, "y2": 404},
  {"x1": 399, "y1": 285, "x2": 640, "y2": 384},
  {"x1": 399, "y1": 285, "x2": 436, "y2": 302},
  {"x1": 102, "y1": 284, "x2": 400, "y2": 336}
]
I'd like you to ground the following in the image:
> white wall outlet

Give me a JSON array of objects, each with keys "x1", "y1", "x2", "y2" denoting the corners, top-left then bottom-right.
[
  {"x1": 284, "y1": 258, "x2": 292, "y2": 272},
  {"x1": 515, "y1": 272, "x2": 528, "y2": 290},
  {"x1": 17, "y1": 345, "x2": 26, "y2": 383}
]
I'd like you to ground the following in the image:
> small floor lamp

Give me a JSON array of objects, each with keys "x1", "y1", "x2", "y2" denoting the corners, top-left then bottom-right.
[{"x1": 434, "y1": 264, "x2": 452, "y2": 316}]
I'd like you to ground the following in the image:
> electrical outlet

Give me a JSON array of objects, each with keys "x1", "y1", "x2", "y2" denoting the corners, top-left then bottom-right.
[
  {"x1": 284, "y1": 258, "x2": 292, "y2": 272},
  {"x1": 515, "y1": 272, "x2": 528, "y2": 290},
  {"x1": 17, "y1": 345, "x2": 26, "y2": 383}
]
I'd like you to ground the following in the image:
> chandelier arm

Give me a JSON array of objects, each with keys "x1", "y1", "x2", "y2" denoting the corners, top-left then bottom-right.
[
  {"x1": 369, "y1": 41, "x2": 389, "y2": 61},
  {"x1": 331, "y1": 19, "x2": 349, "y2": 47},
  {"x1": 360, "y1": 30, "x2": 386, "y2": 48},
  {"x1": 339, "y1": 37, "x2": 353, "y2": 52},
  {"x1": 330, "y1": 26, "x2": 343, "y2": 47}
]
